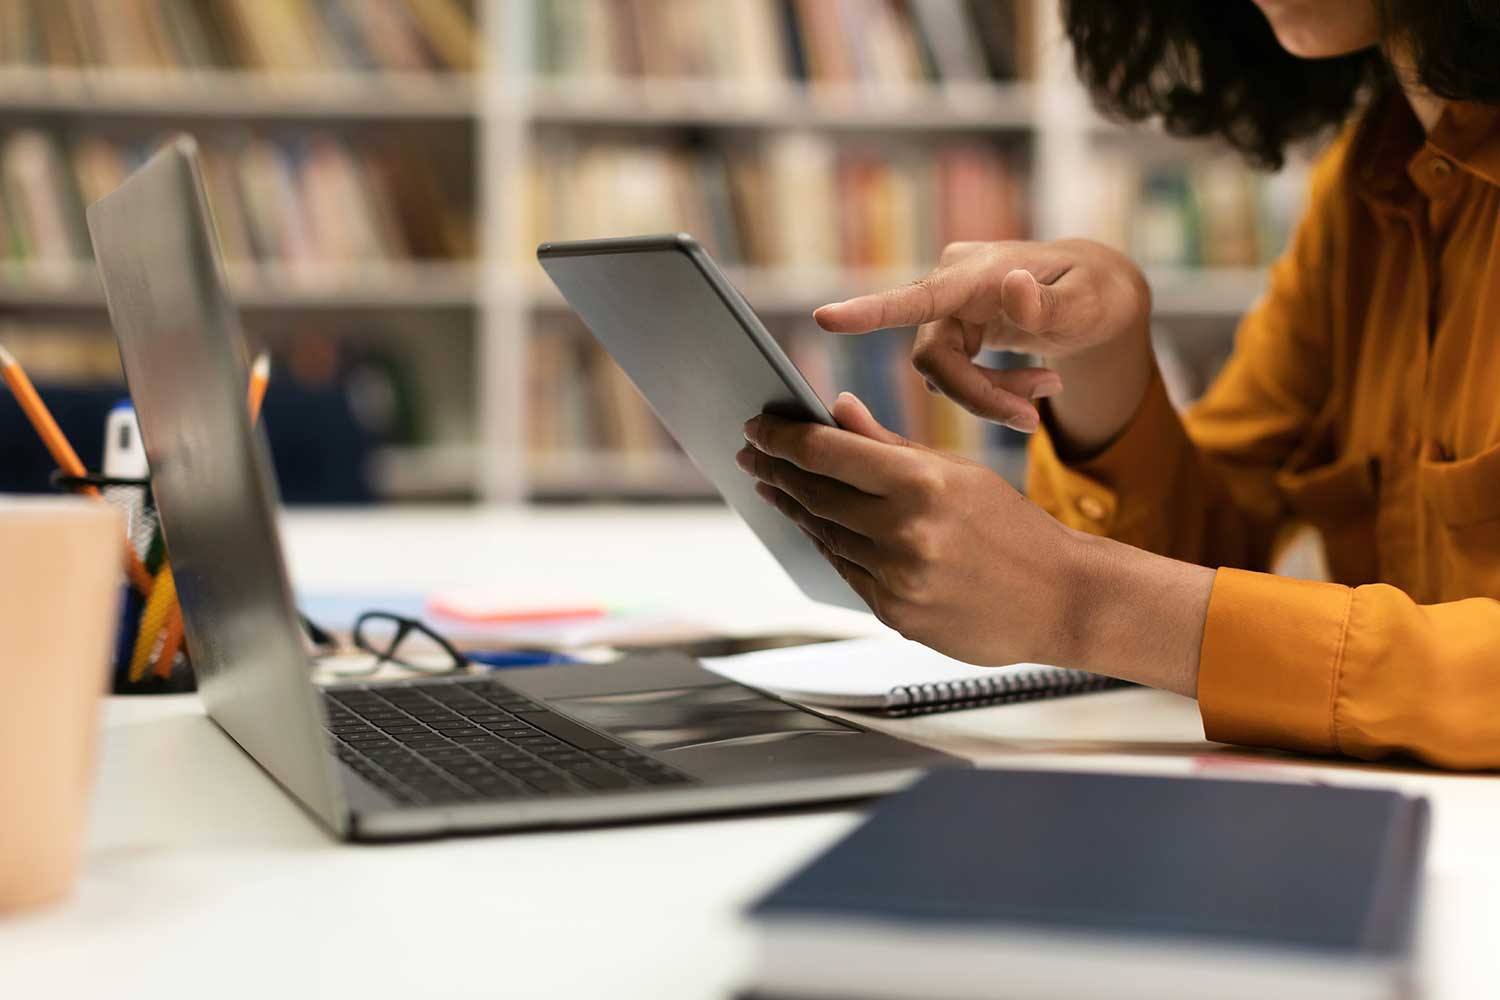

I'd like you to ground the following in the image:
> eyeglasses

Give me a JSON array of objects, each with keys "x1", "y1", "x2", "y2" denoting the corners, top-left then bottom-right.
[{"x1": 300, "y1": 610, "x2": 468, "y2": 677}]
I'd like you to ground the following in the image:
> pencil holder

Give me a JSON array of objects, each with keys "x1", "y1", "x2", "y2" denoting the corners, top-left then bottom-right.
[{"x1": 51, "y1": 470, "x2": 196, "y2": 695}]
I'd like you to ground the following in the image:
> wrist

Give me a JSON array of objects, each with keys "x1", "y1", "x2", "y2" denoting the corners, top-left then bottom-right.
[
  {"x1": 1049, "y1": 529, "x2": 1213, "y2": 698},
  {"x1": 1044, "y1": 323, "x2": 1155, "y2": 460}
]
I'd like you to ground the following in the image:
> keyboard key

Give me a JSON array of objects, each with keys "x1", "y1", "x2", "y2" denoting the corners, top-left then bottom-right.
[
  {"x1": 562, "y1": 763, "x2": 634, "y2": 790},
  {"x1": 340, "y1": 733, "x2": 393, "y2": 746},
  {"x1": 535, "y1": 750, "x2": 590, "y2": 764},
  {"x1": 593, "y1": 749, "x2": 649, "y2": 761},
  {"x1": 483, "y1": 727, "x2": 537, "y2": 740},
  {"x1": 464, "y1": 714, "x2": 513, "y2": 725},
  {"x1": 518, "y1": 771, "x2": 580, "y2": 794}
]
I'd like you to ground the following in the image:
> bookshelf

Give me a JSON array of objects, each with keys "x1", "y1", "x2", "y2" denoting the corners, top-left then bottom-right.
[{"x1": 0, "y1": 0, "x2": 1291, "y2": 503}]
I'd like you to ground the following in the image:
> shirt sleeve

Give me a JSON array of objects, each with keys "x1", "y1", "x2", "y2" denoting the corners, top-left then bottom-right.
[
  {"x1": 1027, "y1": 138, "x2": 1348, "y2": 570},
  {"x1": 1199, "y1": 569, "x2": 1500, "y2": 769}
]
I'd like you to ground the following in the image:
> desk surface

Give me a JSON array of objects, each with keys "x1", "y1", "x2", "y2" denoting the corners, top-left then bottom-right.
[{"x1": 4, "y1": 507, "x2": 1499, "y2": 999}]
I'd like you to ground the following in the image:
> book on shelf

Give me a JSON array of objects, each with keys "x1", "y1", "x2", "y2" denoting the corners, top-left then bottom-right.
[
  {"x1": 0, "y1": 128, "x2": 473, "y2": 286},
  {"x1": 1088, "y1": 150, "x2": 1308, "y2": 270},
  {"x1": 527, "y1": 323, "x2": 1009, "y2": 482},
  {"x1": 0, "y1": 0, "x2": 476, "y2": 75},
  {"x1": 0, "y1": 323, "x2": 121, "y2": 384},
  {"x1": 532, "y1": 0, "x2": 1032, "y2": 89},
  {"x1": 526, "y1": 134, "x2": 1028, "y2": 273}
]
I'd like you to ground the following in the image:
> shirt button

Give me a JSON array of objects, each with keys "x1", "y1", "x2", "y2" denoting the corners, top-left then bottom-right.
[
  {"x1": 1430, "y1": 157, "x2": 1453, "y2": 179},
  {"x1": 1075, "y1": 495, "x2": 1108, "y2": 522}
]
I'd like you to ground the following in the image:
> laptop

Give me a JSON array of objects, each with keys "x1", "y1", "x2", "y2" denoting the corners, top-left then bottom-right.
[{"x1": 85, "y1": 136, "x2": 960, "y2": 841}]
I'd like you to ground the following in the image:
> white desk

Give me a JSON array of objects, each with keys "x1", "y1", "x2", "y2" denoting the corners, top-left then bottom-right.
[{"x1": 4, "y1": 507, "x2": 1499, "y2": 999}]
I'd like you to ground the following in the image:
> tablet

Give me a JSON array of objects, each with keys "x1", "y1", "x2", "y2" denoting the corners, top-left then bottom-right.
[{"x1": 537, "y1": 233, "x2": 866, "y2": 612}]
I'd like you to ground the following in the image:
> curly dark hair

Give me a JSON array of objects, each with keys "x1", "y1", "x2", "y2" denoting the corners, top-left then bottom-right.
[{"x1": 1062, "y1": 0, "x2": 1500, "y2": 169}]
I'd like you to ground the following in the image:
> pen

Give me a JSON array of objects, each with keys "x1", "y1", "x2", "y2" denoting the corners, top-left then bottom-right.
[
  {"x1": 466, "y1": 650, "x2": 579, "y2": 669},
  {"x1": 0, "y1": 341, "x2": 154, "y2": 595}
]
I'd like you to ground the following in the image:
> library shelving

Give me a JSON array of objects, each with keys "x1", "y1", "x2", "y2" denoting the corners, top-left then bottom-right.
[{"x1": 0, "y1": 0, "x2": 1294, "y2": 503}]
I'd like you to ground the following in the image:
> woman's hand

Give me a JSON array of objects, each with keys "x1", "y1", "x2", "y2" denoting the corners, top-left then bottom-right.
[
  {"x1": 813, "y1": 239, "x2": 1155, "y2": 452},
  {"x1": 737, "y1": 392, "x2": 1214, "y2": 696}
]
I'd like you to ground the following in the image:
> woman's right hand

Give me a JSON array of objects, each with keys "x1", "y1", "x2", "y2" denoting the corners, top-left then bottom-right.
[{"x1": 813, "y1": 239, "x2": 1153, "y2": 442}]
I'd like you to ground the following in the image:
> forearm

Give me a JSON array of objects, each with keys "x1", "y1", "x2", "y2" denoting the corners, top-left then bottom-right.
[
  {"x1": 1044, "y1": 320, "x2": 1155, "y2": 459},
  {"x1": 1053, "y1": 530, "x2": 1215, "y2": 698}
]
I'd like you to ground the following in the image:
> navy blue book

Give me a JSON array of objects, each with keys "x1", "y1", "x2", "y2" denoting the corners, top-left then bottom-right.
[{"x1": 744, "y1": 769, "x2": 1427, "y2": 1000}]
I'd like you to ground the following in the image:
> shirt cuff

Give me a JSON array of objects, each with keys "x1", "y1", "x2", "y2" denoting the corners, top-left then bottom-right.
[
  {"x1": 1027, "y1": 366, "x2": 1188, "y2": 536},
  {"x1": 1196, "y1": 567, "x2": 1354, "y2": 755}
]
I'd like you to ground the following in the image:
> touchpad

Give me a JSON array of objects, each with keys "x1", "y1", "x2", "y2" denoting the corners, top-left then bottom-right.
[{"x1": 554, "y1": 684, "x2": 857, "y2": 752}]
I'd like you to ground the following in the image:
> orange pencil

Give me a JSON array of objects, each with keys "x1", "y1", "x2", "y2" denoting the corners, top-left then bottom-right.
[
  {"x1": 153, "y1": 350, "x2": 273, "y2": 677},
  {"x1": 0, "y1": 341, "x2": 154, "y2": 595},
  {"x1": 248, "y1": 350, "x2": 270, "y2": 422}
]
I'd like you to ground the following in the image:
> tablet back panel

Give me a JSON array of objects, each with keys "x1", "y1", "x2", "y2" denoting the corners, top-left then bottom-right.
[{"x1": 538, "y1": 235, "x2": 866, "y2": 612}]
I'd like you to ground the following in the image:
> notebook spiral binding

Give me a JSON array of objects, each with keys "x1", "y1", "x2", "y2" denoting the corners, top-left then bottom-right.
[{"x1": 886, "y1": 669, "x2": 1128, "y2": 717}]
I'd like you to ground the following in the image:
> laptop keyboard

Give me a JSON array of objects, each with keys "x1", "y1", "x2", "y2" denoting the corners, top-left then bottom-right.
[{"x1": 322, "y1": 676, "x2": 694, "y2": 806}]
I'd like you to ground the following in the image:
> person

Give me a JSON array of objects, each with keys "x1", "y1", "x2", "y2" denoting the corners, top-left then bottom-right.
[{"x1": 734, "y1": 0, "x2": 1500, "y2": 769}]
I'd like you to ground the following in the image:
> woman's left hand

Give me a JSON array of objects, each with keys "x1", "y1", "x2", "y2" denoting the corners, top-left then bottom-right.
[
  {"x1": 738, "y1": 392, "x2": 1215, "y2": 695},
  {"x1": 738, "y1": 391, "x2": 1084, "y2": 667}
]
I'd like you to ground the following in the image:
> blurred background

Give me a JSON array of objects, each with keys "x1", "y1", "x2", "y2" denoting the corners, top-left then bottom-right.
[{"x1": 0, "y1": 0, "x2": 1308, "y2": 505}]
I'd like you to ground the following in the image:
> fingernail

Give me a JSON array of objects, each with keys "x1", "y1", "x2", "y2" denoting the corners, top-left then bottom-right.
[
  {"x1": 735, "y1": 448, "x2": 755, "y2": 472},
  {"x1": 1030, "y1": 380, "x2": 1062, "y2": 401},
  {"x1": 817, "y1": 300, "x2": 847, "y2": 313},
  {"x1": 1007, "y1": 413, "x2": 1040, "y2": 434},
  {"x1": 924, "y1": 381, "x2": 939, "y2": 395},
  {"x1": 743, "y1": 416, "x2": 760, "y2": 441}
]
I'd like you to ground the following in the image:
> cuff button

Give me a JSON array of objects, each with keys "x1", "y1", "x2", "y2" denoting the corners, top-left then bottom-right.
[{"x1": 1075, "y1": 495, "x2": 1108, "y2": 521}]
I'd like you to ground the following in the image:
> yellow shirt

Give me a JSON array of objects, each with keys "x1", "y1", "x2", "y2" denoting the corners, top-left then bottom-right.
[{"x1": 1028, "y1": 96, "x2": 1500, "y2": 769}]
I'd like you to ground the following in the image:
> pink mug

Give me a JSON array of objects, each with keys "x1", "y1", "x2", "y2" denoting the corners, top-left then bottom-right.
[{"x1": 0, "y1": 497, "x2": 122, "y2": 913}]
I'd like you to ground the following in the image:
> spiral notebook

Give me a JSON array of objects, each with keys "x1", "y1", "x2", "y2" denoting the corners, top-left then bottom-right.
[{"x1": 701, "y1": 637, "x2": 1123, "y2": 716}]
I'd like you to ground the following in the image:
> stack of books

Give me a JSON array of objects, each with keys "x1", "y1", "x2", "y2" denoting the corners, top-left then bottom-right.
[
  {"x1": 1089, "y1": 151, "x2": 1307, "y2": 270},
  {"x1": 533, "y1": 0, "x2": 1031, "y2": 87},
  {"x1": 526, "y1": 136, "x2": 1027, "y2": 272},
  {"x1": 0, "y1": 128, "x2": 473, "y2": 282},
  {"x1": 0, "y1": 0, "x2": 476, "y2": 73}
]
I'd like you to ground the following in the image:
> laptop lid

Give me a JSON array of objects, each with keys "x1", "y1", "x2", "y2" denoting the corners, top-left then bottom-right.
[{"x1": 86, "y1": 136, "x2": 347, "y2": 834}]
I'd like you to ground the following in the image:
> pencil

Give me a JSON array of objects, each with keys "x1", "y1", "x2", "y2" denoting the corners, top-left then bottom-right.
[
  {"x1": 149, "y1": 351, "x2": 271, "y2": 679},
  {"x1": 152, "y1": 572, "x2": 183, "y2": 680},
  {"x1": 248, "y1": 350, "x2": 270, "y2": 421},
  {"x1": 0, "y1": 341, "x2": 154, "y2": 595},
  {"x1": 129, "y1": 565, "x2": 177, "y2": 683}
]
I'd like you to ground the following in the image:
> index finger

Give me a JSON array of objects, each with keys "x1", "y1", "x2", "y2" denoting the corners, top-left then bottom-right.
[
  {"x1": 743, "y1": 415, "x2": 916, "y2": 496},
  {"x1": 813, "y1": 261, "x2": 982, "y2": 334}
]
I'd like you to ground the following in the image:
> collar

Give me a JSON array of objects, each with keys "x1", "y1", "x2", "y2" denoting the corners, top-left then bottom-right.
[
  {"x1": 1353, "y1": 93, "x2": 1500, "y2": 210},
  {"x1": 1429, "y1": 101, "x2": 1500, "y2": 189}
]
